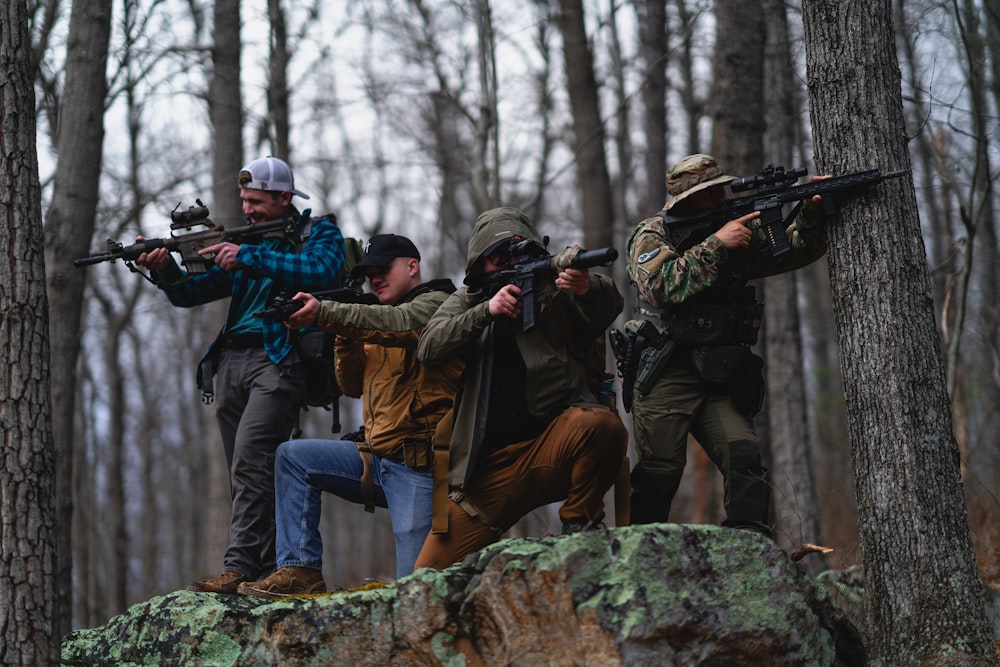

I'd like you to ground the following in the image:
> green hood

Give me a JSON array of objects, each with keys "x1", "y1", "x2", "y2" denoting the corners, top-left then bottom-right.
[{"x1": 464, "y1": 207, "x2": 541, "y2": 285}]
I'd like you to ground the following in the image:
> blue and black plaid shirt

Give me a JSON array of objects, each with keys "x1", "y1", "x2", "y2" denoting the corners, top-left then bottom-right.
[{"x1": 152, "y1": 211, "x2": 346, "y2": 365}]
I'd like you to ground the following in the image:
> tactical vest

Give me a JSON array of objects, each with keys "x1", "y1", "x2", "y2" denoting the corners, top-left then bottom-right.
[{"x1": 639, "y1": 284, "x2": 762, "y2": 347}]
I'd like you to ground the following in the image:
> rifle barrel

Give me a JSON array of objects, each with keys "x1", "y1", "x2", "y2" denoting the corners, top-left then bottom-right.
[
  {"x1": 768, "y1": 169, "x2": 903, "y2": 206},
  {"x1": 571, "y1": 246, "x2": 619, "y2": 269}
]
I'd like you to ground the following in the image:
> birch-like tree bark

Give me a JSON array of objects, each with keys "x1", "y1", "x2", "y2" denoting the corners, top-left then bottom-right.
[{"x1": 802, "y1": 0, "x2": 994, "y2": 662}]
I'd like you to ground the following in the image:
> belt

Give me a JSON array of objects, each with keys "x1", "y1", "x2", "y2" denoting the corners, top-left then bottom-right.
[{"x1": 220, "y1": 333, "x2": 264, "y2": 349}]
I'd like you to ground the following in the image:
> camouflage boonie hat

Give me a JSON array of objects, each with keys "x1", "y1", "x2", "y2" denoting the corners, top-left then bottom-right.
[{"x1": 664, "y1": 154, "x2": 734, "y2": 211}]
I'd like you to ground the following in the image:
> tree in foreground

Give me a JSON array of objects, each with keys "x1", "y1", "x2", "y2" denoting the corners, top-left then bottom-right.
[
  {"x1": 43, "y1": 0, "x2": 113, "y2": 636},
  {"x1": 801, "y1": 0, "x2": 994, "y2": 664},
  {"x1": 0, "y1": 0, "x2": 58, "y2": 663}
]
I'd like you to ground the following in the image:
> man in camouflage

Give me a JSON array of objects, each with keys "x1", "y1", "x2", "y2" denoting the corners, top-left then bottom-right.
[{"x1": 624, "y1": 154, "x2": 829, "y2": 535}]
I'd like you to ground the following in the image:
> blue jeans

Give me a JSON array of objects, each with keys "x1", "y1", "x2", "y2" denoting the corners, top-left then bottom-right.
[{"x1": 274, "y1": 438, "x2": 433, "y2": 580}]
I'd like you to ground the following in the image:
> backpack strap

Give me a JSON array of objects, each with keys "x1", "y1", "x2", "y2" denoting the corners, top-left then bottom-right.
[{"x1": 431, "y1": 407, "x2": 455, "y2": 534}]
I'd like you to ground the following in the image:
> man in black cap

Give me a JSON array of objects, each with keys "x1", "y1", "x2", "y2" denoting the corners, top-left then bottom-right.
[{"x1": 237, "y1": 234, "x2": 463, "y2": 598}]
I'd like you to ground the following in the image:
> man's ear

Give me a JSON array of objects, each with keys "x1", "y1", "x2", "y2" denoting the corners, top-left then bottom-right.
[{"x1": 408, "y1": 258, "x2": 419, "y2": 276}]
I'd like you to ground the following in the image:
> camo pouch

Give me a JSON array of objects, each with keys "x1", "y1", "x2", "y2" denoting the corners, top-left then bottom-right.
[{"x1": 692, "y1": 345, "x2": 745, "y2": 383}]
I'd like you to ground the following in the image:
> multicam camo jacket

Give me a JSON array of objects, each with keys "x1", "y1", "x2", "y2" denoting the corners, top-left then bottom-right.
[{"x1": 624, "y1": 208, "x2": 828, "y2": 333}]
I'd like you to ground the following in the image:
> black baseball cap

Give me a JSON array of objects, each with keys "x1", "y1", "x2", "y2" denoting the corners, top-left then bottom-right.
[{"x1": 351, "y1": 234, "x2": 421, "y2": 278}]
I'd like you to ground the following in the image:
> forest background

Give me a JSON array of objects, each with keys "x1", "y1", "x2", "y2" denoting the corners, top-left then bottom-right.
[{"x1": 19, "y1": 0, "x2": 999, "y2": 637}]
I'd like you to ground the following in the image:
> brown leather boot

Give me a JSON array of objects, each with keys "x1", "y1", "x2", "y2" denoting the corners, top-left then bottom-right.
[
  {"x1": 237, "y1": 566, "x2": 326, "y2": 599},
  {"x1": 185, "y1": 570, "x2": 246, "y2": 594}
]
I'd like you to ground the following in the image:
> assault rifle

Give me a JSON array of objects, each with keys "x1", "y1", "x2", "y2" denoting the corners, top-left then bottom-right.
[
  {"x1": 662, "y1": 165, "x2": 907, "y2": 256},
  {"x1": 73, "y1": 200, "x2": 305, "y2": 275},
  {"x1": 484, "y1": 239, "x2": 619, "y2": 332},
  {"x1": 252, "y1": 285, "x2": 379, "y2": 323}
]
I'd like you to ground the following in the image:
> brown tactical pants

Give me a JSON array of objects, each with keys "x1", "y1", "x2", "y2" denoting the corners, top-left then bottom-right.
[{"x1": 414, "y1": 406, "x2": 627, "y2": 570}]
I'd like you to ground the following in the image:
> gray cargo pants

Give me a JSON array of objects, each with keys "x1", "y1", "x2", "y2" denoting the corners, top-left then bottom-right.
[{"x1": 214, "y1": 347, "x2": 306, "y2": 580}]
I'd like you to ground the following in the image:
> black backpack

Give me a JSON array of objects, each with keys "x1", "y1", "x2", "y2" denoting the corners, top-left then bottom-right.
[{"x1": 293, "y1": 232, "x2": 368, "y2": 432}]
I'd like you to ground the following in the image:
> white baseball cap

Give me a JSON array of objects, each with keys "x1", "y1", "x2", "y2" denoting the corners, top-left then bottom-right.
[{"x1": 239, "y1": 156, "x2": 310, "y2": 199}]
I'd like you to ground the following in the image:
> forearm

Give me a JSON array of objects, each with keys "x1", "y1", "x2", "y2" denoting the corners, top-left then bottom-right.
[
  {"x1": 153, "y1": 262, "x2": 232, "y2": 306},
  {"x1": 417, "y1": 290, "x2": 490, "y2": 365},
  {"x1": 317, "y1": 292, "x2": 446, "y2": 348},
  {"x1": 236, "y1": 221, "x2": 346, "y2": 290}
]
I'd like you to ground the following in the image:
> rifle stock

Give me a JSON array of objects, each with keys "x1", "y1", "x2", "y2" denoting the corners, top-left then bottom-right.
[{"x1": 662, "y1": 166, "x2": 907, "y2": 256}]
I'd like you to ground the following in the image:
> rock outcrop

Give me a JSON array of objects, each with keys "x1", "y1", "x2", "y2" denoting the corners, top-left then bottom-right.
[{"x1": 62, "y1": 524, "x2": 864, "y2": 666}]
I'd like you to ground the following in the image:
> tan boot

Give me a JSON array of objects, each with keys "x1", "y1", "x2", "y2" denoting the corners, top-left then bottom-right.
[
  {"x1": 185, "y1": 570, "x2": 246, "y2": 594},
  {"x1": 237, "y1": 566, "x2": 326, "y2": 599}
]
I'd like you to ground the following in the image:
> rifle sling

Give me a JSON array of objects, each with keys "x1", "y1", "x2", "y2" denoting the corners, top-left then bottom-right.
[
  {"x1": 432, "y1": 444, "x2": 450, "y2": 534},
  {"x1": 432, "y1": 407, "x2": 455, "y2": 534},
  {"x1": 448, "y1": 489, "x2": 503, "y2": 536}
]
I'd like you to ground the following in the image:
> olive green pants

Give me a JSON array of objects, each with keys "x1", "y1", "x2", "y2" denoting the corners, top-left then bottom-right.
[{"x1": 630, "y1": 363, "x2": 770, "y2": 535}]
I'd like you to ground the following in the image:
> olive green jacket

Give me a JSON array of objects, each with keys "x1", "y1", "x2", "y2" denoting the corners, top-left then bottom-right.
[{"x1": 416, "y1": 208, "x2": 623, "y2": 488}]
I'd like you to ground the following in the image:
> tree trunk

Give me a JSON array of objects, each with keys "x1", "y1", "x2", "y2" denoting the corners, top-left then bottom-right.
[
  {"x1": 556, "y1": 0, "x2": 615, "y2": 249},
  {"x1": 708, "y1": 0, "x2": 767, "y2": 531},
  {"x1": 674, "y1": 0, "x2": 704, "y2": 155},
  {"x1": 801, "y1": 0, "x2": 994, "y2": 663},
  {"x1": 473, "y1": 0, "x2": 500, "y2": 209},
  {"x1": 953, "y1": 0, "x2": 1000, "y2": 512},
  {"x1": 205, "y1": 0, "x2": 244, "y2": 572},
  {"x1": 635, "y1": 0, "x2": 668, "y2": 216},
  {"x1": 267, "y1": 0, "x2": 290, "y2": 158},
  {"x1": 42, "y1": 0, "x2": 112, "y2": 638},
  {"x1": 0, "y1": 0, "x2": 57, "y2": 662},
  {"x1": 211, "y1": 0, "x2": 243, "y2": 224},
  {"x1": 760, "y1": 0, "x2": 826, "y2": 574},
  {"x1": 92, "y1": 279, "x2": 142, "y2": 617},
  {"x1": 526, "y1": 1, "x2": 557, "y2": 226},
  {"x1": 710, "y1": 0, "x2": 763, "y2": 170}
]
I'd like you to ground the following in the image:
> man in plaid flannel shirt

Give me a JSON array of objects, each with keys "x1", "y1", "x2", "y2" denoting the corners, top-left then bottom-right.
[{"x1": 137, "y1": 156, "x2": 346, "y2": 593}]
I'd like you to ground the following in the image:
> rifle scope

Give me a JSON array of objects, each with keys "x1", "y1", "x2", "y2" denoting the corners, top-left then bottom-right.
[
  {"x1": 170, "y1": 200, "x2": 210, "y2": 228},
  {"x1": 729, "y1": 165, "x2": 808, "y2": 193}
]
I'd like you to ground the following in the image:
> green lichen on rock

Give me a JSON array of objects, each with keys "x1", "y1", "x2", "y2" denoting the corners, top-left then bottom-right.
[{"x1": 63, "y1": 524, "x2": 864, "y2": 666}]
